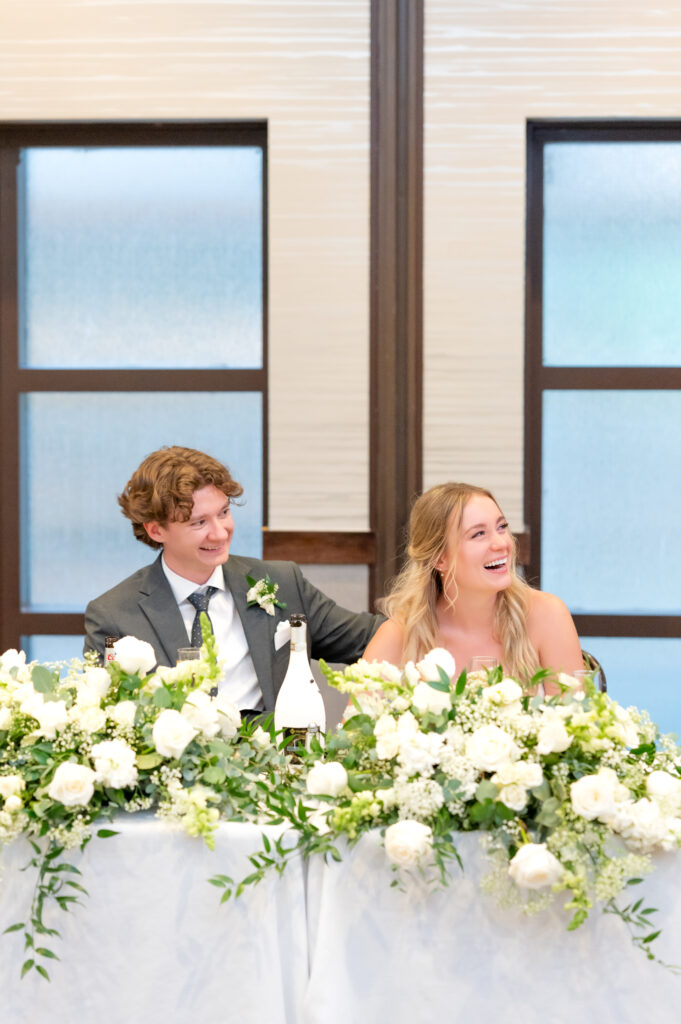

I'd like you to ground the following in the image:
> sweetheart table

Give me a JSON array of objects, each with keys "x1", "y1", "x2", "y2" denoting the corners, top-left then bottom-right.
[{"x1": 1, "y1": 821, "x2": 680, "y2": 1024}]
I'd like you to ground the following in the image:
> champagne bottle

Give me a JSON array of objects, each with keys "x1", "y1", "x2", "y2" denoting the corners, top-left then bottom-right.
[
  {"x1": 104, "y1": 636, "x2": 118, "y2": 667},
  {"x1": 274, "y1": 613, "x2": 326, "y2": 747}
]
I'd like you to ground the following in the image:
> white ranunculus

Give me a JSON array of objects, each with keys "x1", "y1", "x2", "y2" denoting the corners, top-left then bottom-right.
[
  {"x1": 616, "y1": 798, "x2": 674, "y2": 853},
  {"x1": 306, "y1": 761, "x2": 348, "y2": 797},
  {"x1": 4, "y1": 794, "x2": 23, "y2": 813},
  {"x1": 375, "y1": 732, "x2": 400, "y2": 760},
  {"x1": 416, "y1": 648, "x2": 456, "y2": 683},
  {"x1": 536, "y1": 715, "x2": 573, "y2": 755},
  {"x1": 646, "y1": 770, "x2": 681, "y2": 807},
  {"x1": 213, "y1": 695, "x2": 241, "y2": 740},
  {"x1": 32, "y1": 700, "x2": 68, "y2": 740},
  {"x1": 75, "y1": 683, "x2": 103, "y2": 709},
  {"x1": 0, "y1": 649, "x2": 26, "y2": 673},
  {"x1": 396, "y1": 711, "x2": 419, "y2": 740},
  {"x1": 384, "y1": 819, "x2": 433, "y2": 868},
  {"x1": 181, "y1": 691, "x2": 220, "y2": 739},
  {"x1": 508, "y1": 843, "x2": 563, "y2": 890},
  {"x1": 83, "y1": 667, "x2": 111, "y2": 699},
  {"x1": 411, "y1": 680, "x2": 452, "y2": 716},
  {"x1": 112, "y1": 636, "x2": 157, "y2": 677},
  {"x1": 0, "y1": 774, "x2": 25, "y2": 798},
  {"x1": 90, "y1": 739, "x2": 138, "y2": 789},
  {"x1": 69, "y1": 704, "x2": 107, "y2": 735},
  {"x1": 47, "y1": 762, "x2": 96, "y2": 807},
  {"x1": 152, "y1": 709, "x2": 198, "y2": 759},
  {"x1": 108, "y1": 700, "x2": 137, "y2": 729},
  {"x1": 465, "y1": 724, "x2": 519, "y2": 772},
  {"x1": 570, "y1": 768, "x2": 620, "y2": 821},
  {"x1": 250, "y1": 725, "x2": 271, "y2": 750}
]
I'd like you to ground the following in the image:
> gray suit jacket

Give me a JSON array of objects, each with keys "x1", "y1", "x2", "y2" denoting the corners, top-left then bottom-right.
[{"x1": 84, "y1": 554, "x2": 383, "y2": 713}]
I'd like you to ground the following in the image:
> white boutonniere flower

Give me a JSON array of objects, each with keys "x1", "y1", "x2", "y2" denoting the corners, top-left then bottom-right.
[{"x1": 245, "y1": 574, "x2": 287, "y2": 617}]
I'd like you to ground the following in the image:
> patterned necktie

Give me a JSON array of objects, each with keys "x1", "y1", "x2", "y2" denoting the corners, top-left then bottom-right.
[{"x1": 187, "y1": 586, "x2": 218, "y2": 648}]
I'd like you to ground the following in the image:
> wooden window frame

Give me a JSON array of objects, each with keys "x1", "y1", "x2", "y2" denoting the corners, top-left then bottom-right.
[
  {"x1": 0, "y1": 120, "x2": 268, "y2": 649},
  {"x1": 525, "y1": 118, "x2": 681, "y2": 640}
]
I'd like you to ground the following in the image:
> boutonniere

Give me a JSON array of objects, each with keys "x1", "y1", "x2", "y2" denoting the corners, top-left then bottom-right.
[{"x1": 245, "y1": 574, "x2": 287, "y2": 617}]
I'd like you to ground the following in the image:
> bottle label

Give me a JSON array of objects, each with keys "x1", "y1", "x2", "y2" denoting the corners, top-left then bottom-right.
[{"x1": 282, "y1": 726, "x2": 308, "y2": 753}]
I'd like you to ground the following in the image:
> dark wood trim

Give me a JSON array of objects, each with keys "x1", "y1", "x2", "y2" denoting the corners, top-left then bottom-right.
[
  {"x1": 17, "y1": 614, "x2": 86, "y2": 637},
  {"x1": 0, "y1": 121, "x2": 267, "y2": 147},
  {"x1": 262, "y1": 530, "x2": 376, "y2": 565},
  {"x1": 370, "y1": 0, "x2": 423, "y2": 606},
  {"x1": 514, "y1": 531, "x2": 530, "y2": 568},
  {"x1": 573, "y1": 615, "x2": 681, "y2": 638},
  {"x1": 9, "y1": 369, "x2": 266, "y2": 390},
  {"x1": 0, "y1": 147, "x2": 21, "y2": 650},
  {"x1": 540, "y1": 367, "x2": 681, "y2": 388},
  {"x1": 524, "y1": 124, "x2": 544, "y2": 588}
]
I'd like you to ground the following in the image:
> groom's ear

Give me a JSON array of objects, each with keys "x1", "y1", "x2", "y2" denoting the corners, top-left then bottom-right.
[{"x1": 144, "y1": 521, "x2": 164, "y2": 544}]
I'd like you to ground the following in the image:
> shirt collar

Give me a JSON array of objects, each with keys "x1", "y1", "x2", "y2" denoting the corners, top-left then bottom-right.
[{"x1": 161, "y1": 557, "x2": 226, "y2": 605}]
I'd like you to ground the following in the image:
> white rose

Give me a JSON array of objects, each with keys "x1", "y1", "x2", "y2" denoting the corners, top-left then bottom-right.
[
  {"x1": 69, "y1": 704, "x2": 107, "y2": 735},
  {"x1": 0, "y1": 775, "x2": 25, "y2": 798},
  {"x1": 90, "y1": 739, "x2": 138, "y2": 789},
  {"x1": 396, "y1": 711, "x2": 419, "y2": 740},
  {"x1": 416, "y1": 647, "x2": 456, "y2": 682},
  {"x1": 47, "y1": 762, "x2": 96, "y2": 807},
  {"x1": 0, "y1": 649, "x2": 26, "y2": 673},
  {"x1": 536, "y1": 716, "x2": 573, "y2": 755},
  {"x1": 181, "y1": 691, "x2": 220, "y2": 739},
  {"x1": 375, "y1": 733, "x2": 400, "y2": 760},
  {"x1": 411, "y1": 680, "x2": 452, "y2": 715},
  {"x1": 4, "y1": 794, "x2": 23, "y2": 813},
  {"x1": 83, "y1": 667, "x2": 111, "y2": 699},
  {"x1": 213, "y1": 695, "x2": 241, "y2": 740},
  {"x1": 113, "y1": 636, "x2": 157, "y2": 677},
  {"x1": 647, "y1": 770, "x2": 681, "y2": 807},
  {"x1": 152, "y1": 709, "x2": 197, "y2": 759},
  {"x1": 108, "y1": 700, "x2": 137, "y2": 729},
  {"x1": 498, "y1": 784, "x2": 528, "y2": 812},
  {"x1": 384, "y1": 819, "x2": 433, "y2": 868},
  {"x1": 508, "y1": 843, "x2": 563, "y2": 890},
  {"x1": 75, "y1": 683, "x2": 103, "y2": 709},
  {"x1": 570, "y1": 768, "x2": 619, "y2": 821},
  {"x1": 465, "y1": 724, "x2": 519, "y2": 772},
  {"x1": 483, "y1": 678, "x2": 524, "y2": 706},
  {"x1": 306, "y1": 761, "x2": 348, "y2": 797},
  {"x1": 403, "y1": 661, "x2": 421, "y2": 688},
  {"x1": 33, "y1": 700, "x2": 68, "y2": 740},
  {"x1": 0, "y1": 707, "x2": 12, "y2": 730}
]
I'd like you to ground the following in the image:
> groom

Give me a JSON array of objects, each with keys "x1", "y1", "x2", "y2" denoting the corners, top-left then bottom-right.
[{"x1": 84, "y1": 446, "x2": 383, "y2": 713}]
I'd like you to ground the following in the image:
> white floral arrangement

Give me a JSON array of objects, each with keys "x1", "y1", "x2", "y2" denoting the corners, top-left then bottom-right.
[
  {"x1": 0, "y1": 618, "x2": 292, "y2": 981},
  {"x1": 216, "y1": 648, "x2": 681, "y2": 971},
  {"x1": 2, "y1": 630, "x2": 681, "y2": 978}
]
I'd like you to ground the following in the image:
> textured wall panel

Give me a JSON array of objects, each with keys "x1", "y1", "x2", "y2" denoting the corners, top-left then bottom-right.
[
  {"x1": 424, "y1": 0, "x2": 681, "y2": 529},
  {"x1": 0, "y1": 0, "x2": 370, "y2": 529}
]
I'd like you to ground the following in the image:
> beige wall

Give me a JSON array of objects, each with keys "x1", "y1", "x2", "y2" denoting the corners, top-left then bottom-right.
[
  {"x1": 424, "y1": 0, "x2": 681, "y2": 532},
  {"x1": 0, "y1": 0, "x2": 370, "y2": 531}
]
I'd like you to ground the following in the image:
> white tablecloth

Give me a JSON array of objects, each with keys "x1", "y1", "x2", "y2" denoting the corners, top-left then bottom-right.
[
  {"x1": 2, "y1": 822, "x2": 681, "y2": 1024},
  {"x1": 0, "y1": 818, "x2": 308, "y2": 1024},
  {"x1": 303, "y1": 831, "x2": 681, "y2": 1024}
]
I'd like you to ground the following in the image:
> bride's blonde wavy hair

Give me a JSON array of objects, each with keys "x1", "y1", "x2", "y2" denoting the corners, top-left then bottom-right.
[{"x1": 380, "y1": 482, "x2": 539, "y2": 679}]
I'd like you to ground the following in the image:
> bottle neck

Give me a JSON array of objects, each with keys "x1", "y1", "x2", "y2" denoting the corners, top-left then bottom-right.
[{"x1": 289, "y1": 624, "x2": 308, "y2": 654}]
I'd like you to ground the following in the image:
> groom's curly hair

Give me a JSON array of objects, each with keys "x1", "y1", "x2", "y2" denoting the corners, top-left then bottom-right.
[{"x1": 118, "y1": 446, "x2": 244, "y2": 549}]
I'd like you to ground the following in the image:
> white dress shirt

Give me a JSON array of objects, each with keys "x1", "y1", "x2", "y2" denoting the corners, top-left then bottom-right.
[{"x1": 161, "y1": 558, "x2": 264, "y2": 711}]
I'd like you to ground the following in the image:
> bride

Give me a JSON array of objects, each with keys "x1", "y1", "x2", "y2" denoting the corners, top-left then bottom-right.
[{"x1": 364, "y1": 483, "x2": 583, "y2": 695}]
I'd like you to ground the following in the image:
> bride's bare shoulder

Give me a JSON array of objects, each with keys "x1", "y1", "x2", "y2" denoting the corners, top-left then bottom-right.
[{"x1": 363, "y1": 619, "x2": 405, "y2": 664}]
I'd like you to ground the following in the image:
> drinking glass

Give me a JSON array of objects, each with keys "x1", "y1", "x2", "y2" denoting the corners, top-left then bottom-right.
[
  {"x1": 571, "y1": 667, "x2": 602, "y2": 692},
  {"x1": 468, "y1": 656, "x2": 499, "y2": 672}
]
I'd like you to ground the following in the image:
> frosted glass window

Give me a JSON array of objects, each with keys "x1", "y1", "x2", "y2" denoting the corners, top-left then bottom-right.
[
  {"x1": 580, "y1": 637, "x2": 681, "y2": 740},
  {"x1": 21, "y1": 393, "x2": 262, "y2": 612},
  {"x1": 544, "y1": 142, "x2": 681, "y2": 366},
  {"x1": 20, "y1": 147, "x2": 263, "y2": 369},
  {"x1": 542, "y1": 391, "x2": 681, "y2": 614},
  {"x1": 24, "y1": 636, "x2": 84, "y2": 666}
]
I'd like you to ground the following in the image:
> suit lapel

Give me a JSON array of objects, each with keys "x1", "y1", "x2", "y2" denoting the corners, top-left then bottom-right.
[
  {"x1": 224, "y1": 556, "x2": 280, "y2": 711},
  {"x1": 138, "y1": 557, "x2": 189, "y2": 667}
]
